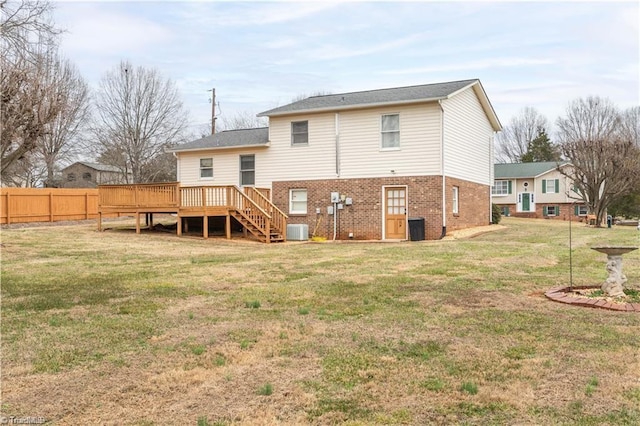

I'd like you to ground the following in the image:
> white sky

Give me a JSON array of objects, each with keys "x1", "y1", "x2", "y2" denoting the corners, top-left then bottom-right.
[{"x1": 52, "y1": 0, "x2": 640, "y2": 136}]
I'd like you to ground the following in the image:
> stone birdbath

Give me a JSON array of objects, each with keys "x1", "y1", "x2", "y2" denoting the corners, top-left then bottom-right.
[{"x1": 591, "y1": 246, "x2": 638, "y2": 297}]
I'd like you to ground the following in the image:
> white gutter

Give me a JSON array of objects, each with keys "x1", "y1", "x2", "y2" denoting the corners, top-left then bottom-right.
[{"x1": 167, "y1": 142, "x2": 271, "y2": 154}]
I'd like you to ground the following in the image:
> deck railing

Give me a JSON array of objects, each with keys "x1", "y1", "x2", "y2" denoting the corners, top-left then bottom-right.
[
  {"x1": 98, "y1": 183, "x2": 286, "y2": 241},
  {"x1": 99, "y1": 182, "x2": 180, "y2": 208}
]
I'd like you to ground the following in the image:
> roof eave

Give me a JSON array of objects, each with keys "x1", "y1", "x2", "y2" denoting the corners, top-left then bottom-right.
[
  {"x1": 168, "y1": 142, "x2": 270, "y2": 154},
  {"x1": 258, "y1": 97, "x2": 448, "y2": 117}
]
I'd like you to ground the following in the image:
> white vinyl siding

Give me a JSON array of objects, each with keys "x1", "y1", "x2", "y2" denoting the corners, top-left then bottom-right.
[
  {"x1": 442, "y1": 86, "x2": 494, "y2": 185},
  {"x1": 177, "y1": 148, "x2": 270, "y2": 187},
  {"x1": 339, "y1": 103, "x2": 442, "y2": 178}
]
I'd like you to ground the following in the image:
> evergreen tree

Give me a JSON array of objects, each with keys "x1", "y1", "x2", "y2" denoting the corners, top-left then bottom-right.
[{"x1": 520, "y1": 127, "x2": 561, "y2": 162}]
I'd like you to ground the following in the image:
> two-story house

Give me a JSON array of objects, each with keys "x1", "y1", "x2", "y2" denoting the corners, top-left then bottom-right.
[
  {"x1": 170, "y1": 79, "x2": 502, "y2": 240},
  {"x1": 492, "y1": 161, "x2": 590, "y2": 220}
]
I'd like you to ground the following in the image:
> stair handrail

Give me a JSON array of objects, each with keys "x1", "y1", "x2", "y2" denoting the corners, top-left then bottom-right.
[{"x1": 244, "y1": 187, "x2": 288, "y2": 239}]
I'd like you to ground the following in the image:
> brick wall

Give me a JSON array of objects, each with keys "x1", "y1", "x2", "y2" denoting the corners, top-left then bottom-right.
[{"x1": 273, "y1": 176, "x2": 489, "y2": 240}]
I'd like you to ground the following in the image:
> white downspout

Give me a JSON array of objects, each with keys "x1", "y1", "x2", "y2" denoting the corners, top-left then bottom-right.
[
  {"x1": 438, "y1": 100, "x2": 446, "y2": 239},
  {"x1": 335, "y1": 113, "x2": 340, "y2": 177}
]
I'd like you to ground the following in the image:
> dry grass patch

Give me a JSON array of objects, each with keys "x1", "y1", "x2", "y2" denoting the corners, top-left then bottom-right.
[{"x1": 1, "y1": 217, "x2": 639, "y2": 424}]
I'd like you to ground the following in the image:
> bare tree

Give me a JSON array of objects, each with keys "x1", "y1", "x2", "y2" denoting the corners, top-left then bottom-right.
[
  {"x1": 36, "y1": 57, "x2": 90, "y2": 186},
  {"x1": 556, "y1": 97, "x2": 640, "y2": 225},
  {"x1": 619, "y1": 106, "x2": 640, "y2": 146},
  {"x1": 555, "y1": 96, "x2": 620, "y2": 142},
  {"x1": 0, "y1": 0, "x2": 60, "y2": 63},
  {"x1": 1, "y1": 51, "x2": 68, "y2": 180},
  {"x1": 91, "y1": 61, "x2": 189, "y2": 183},
  {"x1": 495, "y1": 106, "x2": 549, "y2": 163},
  {"x1": 218, "y1": 111, "x2": 266, "y2": 131}
]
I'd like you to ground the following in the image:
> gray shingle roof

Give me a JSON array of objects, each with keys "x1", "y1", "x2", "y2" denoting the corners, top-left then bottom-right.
[
  {"x1": 258, "y1": 79, "x2": 479, "y2": 117},
  {"x1": 169, "y1": 127, "x2": 269, "y2": 152},
  {"x1": 494, "y1": 161, "x2": 569, "y2": 179},
  {"x1": 74, "y1": 162, "x2": 121, "y2": 173}
]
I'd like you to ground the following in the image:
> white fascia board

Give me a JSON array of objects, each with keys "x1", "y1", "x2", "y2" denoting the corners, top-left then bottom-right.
[{"x1": 168, "y1": 143, "x2": 270, "y2": 154}]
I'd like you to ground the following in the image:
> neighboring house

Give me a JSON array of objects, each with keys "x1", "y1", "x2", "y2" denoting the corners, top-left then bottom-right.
[
  {"x1": 492, "y1": 161, "x2": 590, "y2": 220},
  {"x1": 170, "y1": 79, "x2": 502, "y2": 240},
  {"x1": 61, "y1": 162, "x2": 128, "y2": 188}
]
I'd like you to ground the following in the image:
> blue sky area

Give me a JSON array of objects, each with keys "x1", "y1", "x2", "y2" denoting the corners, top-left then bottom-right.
[{"x1": 52, "y1": 0, "x2": 639, "y2": 136}]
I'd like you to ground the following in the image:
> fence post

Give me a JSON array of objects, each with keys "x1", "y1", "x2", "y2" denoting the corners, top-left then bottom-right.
[
  {"x1": 49, "y1": 191, "x2": 54, "y2": 222},
  {"x1": 6, "y1": 191, "x2": 10, "y2": 225},
  {"x1": 85, "y1": 192, "x2": 89, "y2": 219}
]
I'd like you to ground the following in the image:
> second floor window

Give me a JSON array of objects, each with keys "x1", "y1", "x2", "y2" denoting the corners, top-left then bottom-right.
[
  {"x1": 543, "y1": 179, "x2": 559, "y2": 193},
  {"x1": 240, "y1": 155, "x2": 255, "y2": 186},
  {"x1": 291, "y1": 121, "x2": 308, "y2": 145},
  {"x1": 200, "y1": 158, "x2": 213, "y2": 178},
  {"x1": 381, "y1": 114, "x2": 400, "y2": 149}
]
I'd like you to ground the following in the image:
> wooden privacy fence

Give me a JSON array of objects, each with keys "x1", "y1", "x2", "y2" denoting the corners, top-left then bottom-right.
[{"x1": 0, "y1": 187, "x2": 118, "y2": 225}]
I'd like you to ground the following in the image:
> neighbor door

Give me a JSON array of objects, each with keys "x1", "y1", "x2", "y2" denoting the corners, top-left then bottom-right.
[{"x1": 384, "y1": 187, "x2": 407, "y2": 239}]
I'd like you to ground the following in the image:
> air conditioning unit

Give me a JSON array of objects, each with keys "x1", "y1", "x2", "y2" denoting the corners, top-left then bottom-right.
[{"x1": 287, "y1": 224, "x2": 309, "y2": 241}]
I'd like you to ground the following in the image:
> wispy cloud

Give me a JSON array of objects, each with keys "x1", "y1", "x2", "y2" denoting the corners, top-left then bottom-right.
[{"x1": 381, "y1": 57, "x2": 554, "y2": 75}]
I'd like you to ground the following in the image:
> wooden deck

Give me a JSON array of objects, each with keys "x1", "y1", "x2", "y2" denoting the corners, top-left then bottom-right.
[{"x1": 98, "y1": 183, "x2": 287, "y2": 243}]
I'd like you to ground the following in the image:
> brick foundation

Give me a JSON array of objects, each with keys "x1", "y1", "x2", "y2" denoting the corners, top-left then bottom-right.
[
  {"x1": 272, "y1": 176, "x2": 490, "y2": 240},
  {"x1": 495, "y1": 203, "x2": 590, "y2": 222}
]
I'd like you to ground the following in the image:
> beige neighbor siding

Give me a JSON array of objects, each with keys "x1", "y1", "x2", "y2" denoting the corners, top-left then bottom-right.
[
  {"x1": 177, "y1": 147, "x2": 270, "y2": 187},
  {"x1": 339, "y1": 103, "x2": 442, "y2": 178},
  {"x1": 442, "y1": 86, "x2": 494, "y2": 185},
  {"x1": 534, "y1": 169, "x2": 573, "y2": 204}
]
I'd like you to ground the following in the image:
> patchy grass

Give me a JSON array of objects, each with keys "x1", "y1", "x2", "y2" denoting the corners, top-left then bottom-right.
[{"x1": 1, "y1": 218, "x2": 639, "y2": 424}]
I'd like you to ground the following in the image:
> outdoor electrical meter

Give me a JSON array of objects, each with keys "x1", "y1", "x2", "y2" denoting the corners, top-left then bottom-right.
[
  {"x1": 330, "y1": 192, "x2": 340, "y2": 203},
  {"x1": 327, "y1": 206, "x2": 334, "y2": 215}
]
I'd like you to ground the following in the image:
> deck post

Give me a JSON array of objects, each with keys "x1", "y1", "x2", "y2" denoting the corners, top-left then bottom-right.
[
  {"x1": 135, "y1": 212, "x2": 141, "y2": 234},
  {"x1": 203, "y1": 215, "x2": 209, "y2": 239},
  {"x1": 177, "y1": 215, "x2": 182, "y2": 236},
  {"x1": 265, "y1": 218, "x2": 271, "y2": 244},
  {"x1": 225, "y1": 212, "x2": 231, "y2": 239},
  {"x1": 98, "y1": 212, "x2": 102, "y2": 231}
]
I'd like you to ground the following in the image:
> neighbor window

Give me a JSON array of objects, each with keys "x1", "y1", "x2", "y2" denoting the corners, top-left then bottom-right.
[
  {"x1": 240, "y1": 155, "x2": 255, "y2": 186},
  {"x1": 67, "y1": 173, "x2": 76, "y2": 182},
  {"x1": 543, "y1": 179, "x2": 559, "y2": 194},
  {"x1": 452, "y1": 186, "x2": 459, "y2": 215},
  {"x1": 291, "y1": 121, "x2": 308, "y2": 145},
  {"x1": 82, "y1": 172, "x2": 92, "y2": 181},
  {"x1": 492, "y1": 180, "x2": 511, "y2": 195},
  {"x1": 575, "y1": 205, "x2": 588, "y2": 216},
  {"x1": 289, "y1": 189, "x2": 307, "y2": 214},
  {"x1": 544, "y1": 205, "x2": 559, "y2": 216},
  {"x1": 381, "y1": 114, "x2": 400, "y2": 149},
  {"x1": 200, "y1": 158, "x2": 213, "y2": 178},
  {"x1": 500, "y1": 206, "x2": 510, "y2": 216}
]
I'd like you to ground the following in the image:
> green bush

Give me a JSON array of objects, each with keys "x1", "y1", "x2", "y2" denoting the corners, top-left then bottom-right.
[{"x1": 491, "y1": 203, "x2": 502, "y2": 225}]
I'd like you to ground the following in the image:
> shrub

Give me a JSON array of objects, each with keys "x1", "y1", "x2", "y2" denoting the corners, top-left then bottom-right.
[{"x1": 491, "y1": 203, "x2": 502, "y2": 225}]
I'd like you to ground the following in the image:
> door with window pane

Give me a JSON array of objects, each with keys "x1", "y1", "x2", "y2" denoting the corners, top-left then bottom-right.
[{"x1": 384, "y1": 187, "x2": 407, "y2": 239}]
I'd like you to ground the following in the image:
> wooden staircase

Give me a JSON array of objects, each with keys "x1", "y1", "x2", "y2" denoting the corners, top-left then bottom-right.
[{"x1": 231, "y1": 209, "x2": 285, "y2": 243}]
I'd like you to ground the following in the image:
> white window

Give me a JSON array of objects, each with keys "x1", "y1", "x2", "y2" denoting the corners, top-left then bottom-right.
[
  {"x1": 543, "y1": 179, "x2": 558, "y2": 194},
  {"x1": 289, "y1": 189, "x2": 307, "y2": 214},
  {"x1": 452, "y1": 186, "x2": 459, "y2": 214},
  {"x1": 492, "y1": 180, "x2": 510, "y2": 195},
  {"x1": 544, "y1": 205, "x2": 558, "y2": 216},
  {"x1": 576, "y1": 205, "x2": 588, "y2": 216},
  {"x1": 381, "y1": 114, "x2": 400, "y2": 149},
  {"x1": 200, "y1": 158, "x2": 213, "y2": 178},
  {"x1": 240, "y1": 155, "x2": 255, "y2": 186},
  {"x1": 291, "y1": 121, "x2": 308, "y2": 145}
]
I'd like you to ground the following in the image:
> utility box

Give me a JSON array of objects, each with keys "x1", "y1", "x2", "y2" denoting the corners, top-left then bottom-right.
[{"x1": 408, "y1": 217, "x2": 425, "y2": 241}]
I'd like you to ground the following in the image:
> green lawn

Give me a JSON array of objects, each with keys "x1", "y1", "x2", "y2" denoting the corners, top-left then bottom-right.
[{"x1": 1, "y1": 217, "x2": 639, "y2": 425}]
